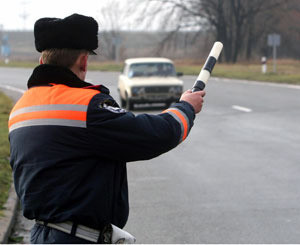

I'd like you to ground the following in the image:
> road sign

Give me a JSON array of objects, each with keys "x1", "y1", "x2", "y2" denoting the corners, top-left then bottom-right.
[
  {"x1": 267, "y1": 33, "x2": 281, "y2": 73},
  {"x1": 268, "y1": 34, "x2": 281, "y2": 47},
  {"x1": 1, "y1": 34, "x2": 11, "y2": 64}
]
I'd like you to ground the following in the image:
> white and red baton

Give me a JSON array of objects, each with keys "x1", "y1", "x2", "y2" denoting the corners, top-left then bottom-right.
[{"x1": 192, "y1": 41, "x2": 223, "y2": 92}]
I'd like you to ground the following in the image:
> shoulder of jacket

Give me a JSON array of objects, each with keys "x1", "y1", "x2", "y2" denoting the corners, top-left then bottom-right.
[{"x1": 88, "y1": 93, "x2": 125, "y2": 114}]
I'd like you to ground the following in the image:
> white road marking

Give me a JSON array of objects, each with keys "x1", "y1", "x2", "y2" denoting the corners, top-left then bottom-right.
[
  {"x1": 212, "y1": 77, "x2": 300, "y2": 90},
  {"x1": 232, "y1": 105, "x2": 252, "y2": 113},
  {"x1": 0, "y1": 85, "x2": 25, "y2": 94}
]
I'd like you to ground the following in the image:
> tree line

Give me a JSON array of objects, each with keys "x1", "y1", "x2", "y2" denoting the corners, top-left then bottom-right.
[{"x1": 136, "y1": 0, "x2": 300, "y2": 63}]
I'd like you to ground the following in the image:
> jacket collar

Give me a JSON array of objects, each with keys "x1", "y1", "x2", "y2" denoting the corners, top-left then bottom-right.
[{"x1": 27, "y1": 64, "x2": 110, "y2": 94}]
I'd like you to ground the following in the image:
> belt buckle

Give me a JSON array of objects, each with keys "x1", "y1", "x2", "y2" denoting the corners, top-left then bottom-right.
[{"x1": 101, "y1": 224, "x2": 113, "y2": 243}]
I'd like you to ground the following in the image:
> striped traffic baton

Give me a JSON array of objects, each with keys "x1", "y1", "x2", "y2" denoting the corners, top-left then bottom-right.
[{"x1": 192, "y1": 41, "x2": 223, "y2": 92}]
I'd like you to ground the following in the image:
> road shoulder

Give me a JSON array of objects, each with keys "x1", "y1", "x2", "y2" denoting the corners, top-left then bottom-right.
[{"x1": 0, "y1": 182, "x2": 18, "y2": 244}]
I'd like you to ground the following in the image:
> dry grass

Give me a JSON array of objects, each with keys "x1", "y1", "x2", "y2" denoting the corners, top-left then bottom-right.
[
  {"x1": 0, "y1": 92, "x2": 13, "y2": 214},
  {"x1": 1, "y1": 59, "x2": 299, "y2": 84},
  {"x1": 175, "y1": 59, "x2": 300, "y2": 85}
]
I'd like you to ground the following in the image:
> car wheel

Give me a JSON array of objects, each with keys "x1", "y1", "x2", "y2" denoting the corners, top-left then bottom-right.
[
  {"x1": 120, "y1": 96, "x2": 126, "y2": 108},
  {"x1": 125, "y1": 93, "x2": 134, "y2": 111},
  {"x1": 165, "y1": 101, "x2": 172, "y2": 108}
]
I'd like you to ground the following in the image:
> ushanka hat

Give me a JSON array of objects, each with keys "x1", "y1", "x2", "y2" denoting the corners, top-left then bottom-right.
[{"x1": 34, "y1": 13, "x2": 98, "y2": 54}]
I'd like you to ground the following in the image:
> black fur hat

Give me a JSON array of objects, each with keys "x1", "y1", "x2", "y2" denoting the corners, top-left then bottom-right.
[{"x1": 34, "y1": 13, "x2": 98, "y2": 54}]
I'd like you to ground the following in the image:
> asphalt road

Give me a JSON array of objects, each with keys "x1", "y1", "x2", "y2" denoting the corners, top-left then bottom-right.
[{"x1": 1, "y1": 67, "x2": 300, "y2": 243}]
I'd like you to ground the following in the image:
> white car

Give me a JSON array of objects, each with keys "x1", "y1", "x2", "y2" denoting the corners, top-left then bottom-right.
[{"x1": 118, "y1": 57, "x2": 184, "y2": 110}]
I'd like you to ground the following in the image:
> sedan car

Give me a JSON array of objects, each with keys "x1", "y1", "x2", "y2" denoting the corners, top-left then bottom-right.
[{"x1": 118, "y1": 57, "x2": 184, "y2": 110}]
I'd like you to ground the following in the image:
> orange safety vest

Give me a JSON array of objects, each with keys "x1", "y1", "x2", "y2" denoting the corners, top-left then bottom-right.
[{"x1": 9, "y1": 84, "x2": 100, "y2": 133}]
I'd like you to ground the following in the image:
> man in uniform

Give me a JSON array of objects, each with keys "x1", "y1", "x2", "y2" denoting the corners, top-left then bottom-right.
[{"x1": 8, "y1": 13, "x2": 206, "y2": 243}]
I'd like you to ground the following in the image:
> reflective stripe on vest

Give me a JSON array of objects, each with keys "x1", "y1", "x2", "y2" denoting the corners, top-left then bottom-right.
[
  {"x1": 162, "y1": 107, "x2": 190, "y2": 142},
  {"x1": 8, "y1": 85, "x2": 100, "y2": 133}
]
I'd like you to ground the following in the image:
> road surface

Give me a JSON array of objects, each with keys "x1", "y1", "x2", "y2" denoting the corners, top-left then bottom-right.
[{"x1": 1, "y1": 67, "x2": 300, "y2": 243}]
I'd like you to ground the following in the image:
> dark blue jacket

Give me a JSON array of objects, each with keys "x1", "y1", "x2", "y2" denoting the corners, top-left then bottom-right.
[{"x1": 9, "y1": 64, "x2": 195, "y2": 230}]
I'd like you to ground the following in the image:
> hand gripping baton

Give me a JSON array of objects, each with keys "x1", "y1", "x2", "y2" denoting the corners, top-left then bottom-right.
[{"x1": 192, "y1": 42, "x2": 223, "y2": 92}]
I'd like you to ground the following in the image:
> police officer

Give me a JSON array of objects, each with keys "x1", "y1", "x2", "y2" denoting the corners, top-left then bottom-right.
[{"x1": 8, "y1": 13, "x2": 205, "y2": 243}]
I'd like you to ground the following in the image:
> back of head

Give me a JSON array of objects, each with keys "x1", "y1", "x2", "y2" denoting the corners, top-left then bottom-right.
[{"x1": 41, "y1": 48, "x2": 87, "y2": 68}]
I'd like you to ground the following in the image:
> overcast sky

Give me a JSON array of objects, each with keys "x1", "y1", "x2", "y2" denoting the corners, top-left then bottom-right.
[{"x1": 0, "y1": 0, "x2": 145, "y2": 31}]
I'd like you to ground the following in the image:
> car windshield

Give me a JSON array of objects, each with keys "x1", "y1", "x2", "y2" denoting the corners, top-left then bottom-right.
[{"x1": 128, "y1": 63, "x2": 176, "y2": 77}]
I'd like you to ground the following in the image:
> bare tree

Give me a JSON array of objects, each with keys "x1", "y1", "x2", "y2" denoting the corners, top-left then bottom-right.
[
  {"x1": 96, "y1": 0, "x2": 138, "y2": 61},
  {"x1": 94, "y1": 0, "x2": 299, "y2": 62},
  {"x1": 264, "y1": 0, "x2": 300, "y2": 59},
  {"x1": 139, "y1": 0, "x2": 286, "y2": 63}
]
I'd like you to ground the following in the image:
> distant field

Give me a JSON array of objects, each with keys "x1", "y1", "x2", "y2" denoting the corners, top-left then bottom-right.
[
  {"x1": 0, "y1": 59, "x2": 299, "y2": 85},
  {"x1": 175, "y1": 59, "x2": 300, "y2": 85}
]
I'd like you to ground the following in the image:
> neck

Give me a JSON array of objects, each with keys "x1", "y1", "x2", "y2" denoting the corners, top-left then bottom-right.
[
  {"x1": 27, "y1": 64, "x2": 92, "y2": 89},
  {"x1": 70, "y1": 66, "x2": 86, "y2": 81}
]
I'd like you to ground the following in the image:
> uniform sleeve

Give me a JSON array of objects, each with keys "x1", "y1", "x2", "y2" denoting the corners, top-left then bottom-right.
[{"x1": 86, "y1": 93, "x2": 195, "y2": 162}]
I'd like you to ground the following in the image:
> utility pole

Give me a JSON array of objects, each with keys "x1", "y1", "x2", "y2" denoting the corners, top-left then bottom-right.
[
  {"x1": 0, "y1": 24, "x2": 3, "y2": 41},
  {"x1": 113, "y1": 35, "x2": 121, "y2": 63},
  {"x1": 20, "y1": 1, "x2": 29, "y2": 30}
]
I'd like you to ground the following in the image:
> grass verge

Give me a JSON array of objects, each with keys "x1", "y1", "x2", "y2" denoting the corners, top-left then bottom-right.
[
  {"x1": 1, "y1": 59, "x2": 300, "y2": 85},
  {"x1": 175, "y1": 59, "x2": 300, "y2": 85},
  {"x1": 9, "y1": 235, "x2": 24, "y2": 243},
  {"x1": 0, "y1": 91, "x2": 13, "y2": 216}
]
